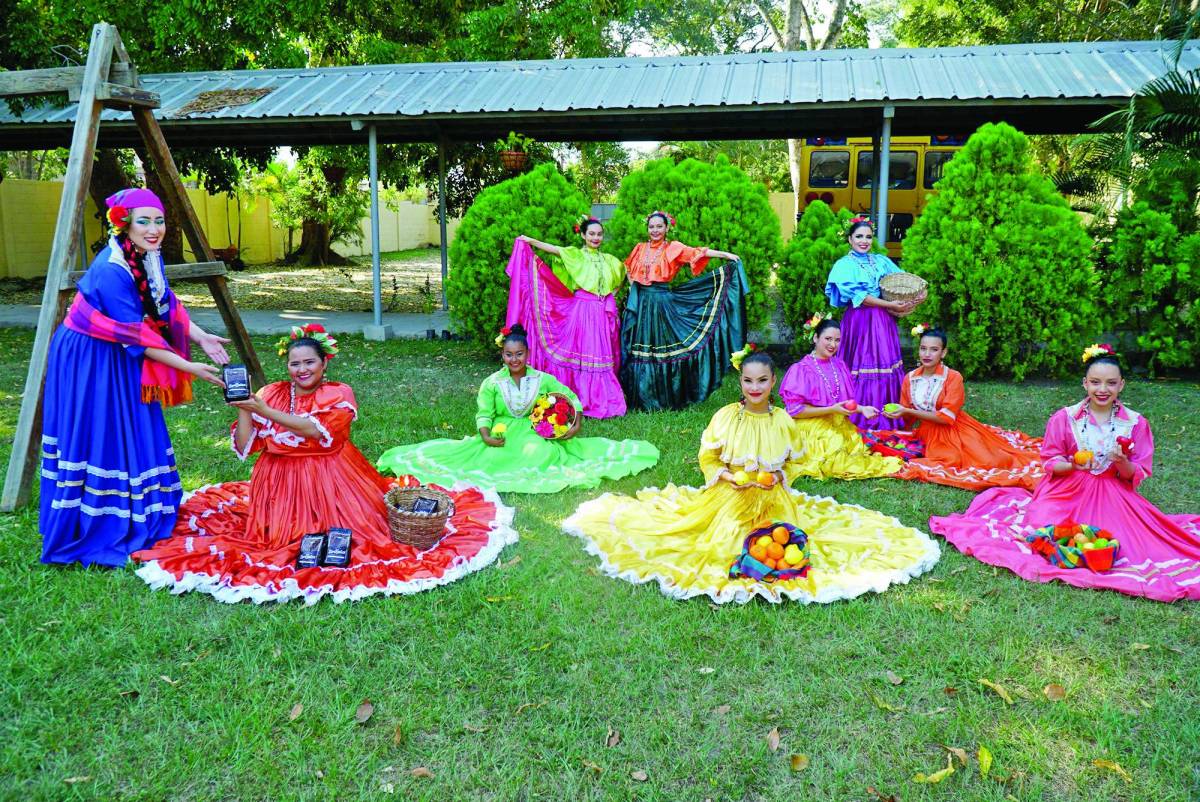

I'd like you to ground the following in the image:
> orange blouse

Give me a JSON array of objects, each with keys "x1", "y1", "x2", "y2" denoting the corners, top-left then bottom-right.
[{"x1": 624, "y1": 240, "x2": 710, "y2": 285}]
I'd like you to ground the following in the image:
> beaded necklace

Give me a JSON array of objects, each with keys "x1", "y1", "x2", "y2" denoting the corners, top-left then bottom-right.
[
  {"x1": 1078, "y1": 401, "x2": 1120, "y2": 466},
  {"x1": 289, "y1": 380, "x2": 326, "y2": 415},
  {"x1": 807, "y1": 354, "x2": 844, "y2": 403},
  {"x1": 639, "y1": 239, "x2": 667, "y2": 271}
]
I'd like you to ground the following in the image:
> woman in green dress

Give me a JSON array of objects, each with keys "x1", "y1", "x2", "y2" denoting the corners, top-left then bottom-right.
[{"x1": 376, "y1": 325, "x2": 659, "y2": 493}]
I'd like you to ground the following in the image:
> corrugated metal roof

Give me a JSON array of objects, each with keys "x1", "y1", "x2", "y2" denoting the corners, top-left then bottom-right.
[{"x1": 2, "y1": 40, "x2": 1196, "y2": 147}]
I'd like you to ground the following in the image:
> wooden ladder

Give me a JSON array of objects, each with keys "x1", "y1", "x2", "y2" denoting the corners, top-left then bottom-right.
[{"x1": 0, "y1": 22, "x2": 264, "y2": 511}]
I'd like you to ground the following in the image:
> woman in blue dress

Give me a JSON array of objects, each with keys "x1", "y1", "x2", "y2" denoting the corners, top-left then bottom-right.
[
  {"x1": 824, "y1": 216, "x2": 920, "y2": 431},
  {"x1": 40, "y1": 188, "x2": 228, "y2": 567}
]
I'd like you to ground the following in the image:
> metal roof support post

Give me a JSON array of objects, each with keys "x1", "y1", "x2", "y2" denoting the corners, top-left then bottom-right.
[
  {"x1": 869, "y1": 132, "x2": 879, "y2": 219},
  {"x1": 437, "y1": 136, "x2": 449, "y2": 312},
  {"x1": 362, "y1": 122, "x2": 391, "y2": 341},
  {"x1": 874, "y1": 105, "x2": 895, "y2": 244}
]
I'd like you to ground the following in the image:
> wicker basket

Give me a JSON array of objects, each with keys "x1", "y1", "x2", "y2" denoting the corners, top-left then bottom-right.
[
  {"x1": 532, "y1": 391, "x2": 577, "y2": 440},
  {"x1": 879, "y1": 272, "x2": 928, "y2": 317},
  {"x1": 384, "y1": 485, "x2": 454, "y2": 550}
]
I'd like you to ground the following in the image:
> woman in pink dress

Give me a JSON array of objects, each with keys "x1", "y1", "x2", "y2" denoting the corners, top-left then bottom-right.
[
  {"x1": 507, "y1": 218, "x2": 626, "y2": 418},
  {"x1": 930, "y1": 346, "x2": 1200, "y2": 601}
]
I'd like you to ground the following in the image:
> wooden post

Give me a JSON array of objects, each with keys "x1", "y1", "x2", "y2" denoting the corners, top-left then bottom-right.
[
  {"x1": 0, "y1": 24, "x2": 115, "y2": 511},
  {"x1": 132, "y1": 108, "x2": 265, "y2": 386}
]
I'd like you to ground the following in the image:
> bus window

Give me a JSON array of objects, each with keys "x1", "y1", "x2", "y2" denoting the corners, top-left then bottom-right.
[
  {"x1": 808, "y1": 151, "x2": 850, "y2": 188},
  {"x1": 924, "y1": 151, "x2": 957, "y2": 188},
  {"x1": 856, "y1": 151, "x2": 918, "y2": 190}
]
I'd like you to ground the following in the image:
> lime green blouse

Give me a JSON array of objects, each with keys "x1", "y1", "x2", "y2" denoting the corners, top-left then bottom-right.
[
  {"x1": 475, "y1": 367, "x2": 582, "y2": 430},
  {"x1": 552, "y1": 246, "x2": 626, "y2": 297}
]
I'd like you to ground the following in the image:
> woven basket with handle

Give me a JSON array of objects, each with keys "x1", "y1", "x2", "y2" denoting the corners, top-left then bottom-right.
[
  {"x1": 879, "y1": 272, "x2": 928, "y2": 316},
  {"x1": 384, "y1": 485, "x2": 454, "y2": 551}
]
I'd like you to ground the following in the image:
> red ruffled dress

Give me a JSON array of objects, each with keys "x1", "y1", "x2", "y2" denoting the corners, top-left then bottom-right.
[{"x1": 132, "y1": 381, "x2": 517, "y2": 604}]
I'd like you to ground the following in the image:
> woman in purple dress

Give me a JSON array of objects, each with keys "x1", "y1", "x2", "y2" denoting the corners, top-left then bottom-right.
[
  {"x1": 40, "y1": 188, "x2": 227, "y2": 567},
  {"x1": 824, "y1": 216, "x2": 919, "y2": 431}
]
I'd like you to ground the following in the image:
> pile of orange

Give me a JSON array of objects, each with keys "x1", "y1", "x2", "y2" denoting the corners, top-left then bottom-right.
[{"x1": 748, "y1": 525, "x2": 808, "y2": 571}]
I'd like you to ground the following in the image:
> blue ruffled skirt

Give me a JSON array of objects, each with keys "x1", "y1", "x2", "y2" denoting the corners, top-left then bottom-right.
[{"x1": 39, "y1": 326, "x2": 182, "y2": 567}]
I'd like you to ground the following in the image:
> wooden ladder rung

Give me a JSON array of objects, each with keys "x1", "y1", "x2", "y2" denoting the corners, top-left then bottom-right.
[{"x1": 62, "y1": 259, "x2": 227, "y2": 290}]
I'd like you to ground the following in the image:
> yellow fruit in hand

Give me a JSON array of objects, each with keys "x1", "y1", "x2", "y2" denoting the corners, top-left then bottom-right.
[
  {"x1": 491, "y1": 423, "x2": 507, "y2": 436},
  {"x1": 732, "y1": 470, "x2": 750, "y2": 485},
  {"x1": 756, "y1": 471, "x2": 776, "y2": 487},
  {"x1": 783, "y1": 544, "x2": 803, "y2": 565},
  {"x1": 1073, "y1": 450, "x2": 1094, "y2": 465}
]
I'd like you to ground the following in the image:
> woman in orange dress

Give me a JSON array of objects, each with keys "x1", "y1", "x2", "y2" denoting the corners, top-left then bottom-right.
[
  {"x1": 882, "y1": 326, "x2": 1042, "y2": 490},
  {"x1": 620, "y1": 210, "x2": 747, "y2": 411},
  {"x1": 132, "y1": 325, "x2": 517, "y2": 604}
]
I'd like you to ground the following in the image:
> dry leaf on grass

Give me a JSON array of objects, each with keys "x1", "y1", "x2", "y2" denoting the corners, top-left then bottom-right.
[
  {"x1": 978, "y1": 678, "x2": 1014, "y2": 705},
  {"x1": 159, "y1": 675, "x2": 180, "y2": 686},
  {"x1": 767, "y1": 727, "x2": 781, "y2": 752},
  {"x1": 410, "y1": 767, "x2": 434, "y2": 778},
  {"x1": 631, "y1": 770, "x2": 649, "y2": 782},
  {"x1": 1130, "y1": 642, "x2": 1151, "y2": 651},
  {"x1": 912, "y1": 754, "x2": 955, "y2": 784},
  {"x1": 1092, "y1": 759, "x2": 1132, "y2": 783},
  {"x1": 355, "y1": 699, "x2": 375, "y2": 724},
  {"x1": 714, "y1": 704, "x2": 731, "y2": 715},
  {"x1": 885, "y1": 670, "x2": 904, "y2": 686},
  {"x1": 392, "y1": 725, "x2": 405, "y2": 745},
  {"x1": 63, "y1": 776, "x2": 92, "y2": 784},
  {"x1": 943, "y1": 686, "x2": 959, "y2": 696},
  {"x1": 697, "y1": 666, "x2": 716, "y2": 675},
  {"x1": 581, "y1": 759, "x2": 603, "y2": 776},
  {"x1": 790, "y1": 754, "x2": 810, "y2": 772},
  {"x1": 605, "y1": 728, "x2": 621, "y2": 748},
  {"x1": 118, "y1": 689, "x2": 139, "y2": 699},
  {"x1": 978, "y1": 745, "x2": 993, "y2": 779},
  {"x1": 500, "y1": 555, "x2": 522, "y2": 569},
  {"x1": 515, "y1": 701, "x2": 546, "y2": 714},
  {"x1": 528, "y1": 642, "x2": 551, "y2": 652},
  {"x1": 1043, "y1": 684, "x2": 1067, "y2": 702},
  {"x1": 463, "y1": 723, "x2": 488, "y2": 733},
  {"x1": 288, "y1": 703, "x2": 303, "y2": 721},
  {"x1": 484, "y1": 595, "x2": 515, "y2": 603},
  {"x1": 866, "y1": 787, "x2": 898, "y2": 802},
  {"x1": 940, "y1": 745, "x2": 969, "y2": 767}
]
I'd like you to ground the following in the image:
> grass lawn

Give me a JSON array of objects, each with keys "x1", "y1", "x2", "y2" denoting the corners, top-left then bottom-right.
[
  {"x1": 0, "y1": 248, "x2": 445, "y2": 314},
  {"x1": 1, "y1": 329, "x2": 1197, "y2": 801}
]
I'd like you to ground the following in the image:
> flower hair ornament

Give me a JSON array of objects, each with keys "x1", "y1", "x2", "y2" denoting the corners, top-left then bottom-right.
[
  {"x1": 803, "y1": 312, "x2": 832, "y2": 332},
  {"x1": 647, "y1": 210, "x2": 676, "y2": 227},
  {"x1": 275, "y1": 323, "x2": 339, "y2": 358},
  {"x1": 573, "y1": 216, "x2": 601, "y2": 234},
  {"x1": 107, "y1": 205, "x2": 130, "y2": 229},
  {"x1": 910, "y1": 321, "x2": 932, "y2": 338},
  {"x1": 730, "y1": 342, "x2": 758, "y2": 370},
  {"x1": 848, "y1": 214, "x2": 873, "y2": 227},
  {"x1": 1081, "y1": 343, "x2": 1116, "y2": 364},
  {"x1": 494, "y1": 325, "x2": 513, "y2": 349}
]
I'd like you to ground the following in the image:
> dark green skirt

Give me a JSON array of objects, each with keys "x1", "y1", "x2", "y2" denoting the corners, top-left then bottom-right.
[{"x1": 619, "y1": 261, "x2": 748, "y2": 412}]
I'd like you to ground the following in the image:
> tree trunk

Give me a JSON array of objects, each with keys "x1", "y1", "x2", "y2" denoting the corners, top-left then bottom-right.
[
  {"x1": 86, "y1": 149, "x2": 134, "y2": 258},
  {"x1": 288, "y1": 219, "x2": 350, "y2": 266}
]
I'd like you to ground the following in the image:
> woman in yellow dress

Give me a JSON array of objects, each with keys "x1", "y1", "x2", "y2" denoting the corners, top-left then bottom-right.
[
  {"x1": 564, "y1": 351, "x2": 939, "y2": 604},
  {"x1": 779, "y1": 317, "x2": 902, "y2": 480}
]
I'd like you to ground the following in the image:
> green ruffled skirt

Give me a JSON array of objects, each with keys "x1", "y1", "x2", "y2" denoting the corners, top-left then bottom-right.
[{"x1": 375, "y1": 416, "x2": 659, "y2": 494}]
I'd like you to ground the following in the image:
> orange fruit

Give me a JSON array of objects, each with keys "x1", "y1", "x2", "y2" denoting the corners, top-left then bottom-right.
[
  {"x1": 771, "y1": 526, "x2": 789, "y2": 545},
  {"x1": 755, "y1": 518, "x2": 773, "y2": 530},
  {"x1": 1073, "y1": 450, "x2": 1094, "y2": 465},
  {"x1": 764, "y1": 558, "x2": 777, "y2": 570},
  {"x1": 749, "y1": 545, "x2": 767, "y2": 562},
  {"x1": 766, "y1": 542, "x2": 785, "y2": 560},
  {"x1": 756, "y1": 471, "x2": 776, "y2": 487}
]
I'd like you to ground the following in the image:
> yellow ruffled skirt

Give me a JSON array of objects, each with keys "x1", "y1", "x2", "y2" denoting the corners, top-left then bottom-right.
[
  {"x1": 792, "y1": 415, "x2": 902, "y2": 480},
  {"x1": 564, "y1": 481, "x2": 939, "y2": 604}
]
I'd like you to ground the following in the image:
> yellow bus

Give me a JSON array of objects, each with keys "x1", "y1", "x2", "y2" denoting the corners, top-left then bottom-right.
[{"x1": 799, "y1": 135, "x2": 966, "y2": 259}]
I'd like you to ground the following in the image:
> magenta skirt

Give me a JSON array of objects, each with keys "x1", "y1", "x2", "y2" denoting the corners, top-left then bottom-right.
[{"x1": 840, "y1": 304, "x2": 904, "y2": 430}]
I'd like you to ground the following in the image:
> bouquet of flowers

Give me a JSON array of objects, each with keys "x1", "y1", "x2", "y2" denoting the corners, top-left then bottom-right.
[{"x1": 529, "y1": 392, "x2": 577, "y2": 440}]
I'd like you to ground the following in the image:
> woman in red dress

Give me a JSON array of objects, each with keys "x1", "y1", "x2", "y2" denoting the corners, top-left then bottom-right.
[{"x1": 132, "y1": 325, "x2": 517, "y2": 604}]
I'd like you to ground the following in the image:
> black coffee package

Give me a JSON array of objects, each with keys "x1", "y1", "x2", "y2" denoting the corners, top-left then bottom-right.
[
  {"x1": 323, "y1": 527, "x2": 352, "y2": 567},
  {"x1": 296, "y1": 532, "x2": 326, "y2": 569},
  {"x1": 222, "y1": 363, "x2": 251, "y2": 402}
]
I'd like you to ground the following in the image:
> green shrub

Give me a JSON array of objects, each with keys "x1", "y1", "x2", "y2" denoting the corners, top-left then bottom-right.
[
  {"x1": 1130, "y1": 155, "x2": 1200, "y2": 235},
  {"x1": 605, "y1": 156, "x2": 781, "y2": 331},
  {"x1": 902, "y1": 122, "x2": 1099, "y2": 380},
  {"x1": 778, "y1": 201, "x2": 884, "y2": 350},
  {"x1": 446, "y1": 164, "x2": 589, "y2": 347},
  {"x1": 1102, "y1": 201, "x2": 1200, "y2": 373}
]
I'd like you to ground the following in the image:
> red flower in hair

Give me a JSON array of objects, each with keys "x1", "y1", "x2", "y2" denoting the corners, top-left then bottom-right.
[
  {"x1": 303, "y1": 323, "x2": 326, "y2": 334},
  {"x1": 107, "y1": 205, "x2": 129, "y2": 228},
  {"x1": 573, "y1": 223, "x2": 581, "y2": 233},
  {"x1": 501, "y1": 326, "x2": 512, "y2": 335}
]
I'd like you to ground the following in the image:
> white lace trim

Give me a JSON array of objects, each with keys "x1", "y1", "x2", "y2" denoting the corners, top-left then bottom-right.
[{"x1": 134, "y1": 484, "x2": 518, "y2": 605}]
